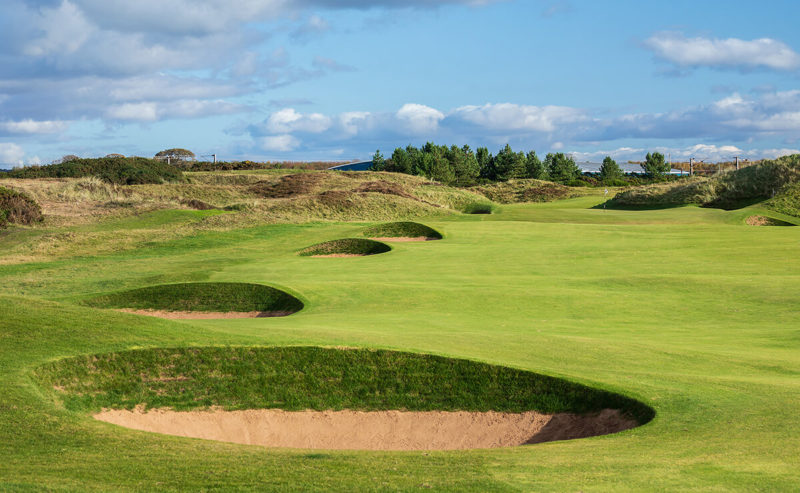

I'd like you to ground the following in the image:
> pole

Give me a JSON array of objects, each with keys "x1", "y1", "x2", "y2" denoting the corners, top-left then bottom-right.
[
  {"x1": 213, "y1": 154, "x2": 217, "y2": 164},
  {"x1": 735, "y1": 156, "x2": 739, "y2": 170},
  {"x1": 689, "y1": 157, "x2": 694, "y2": 176}
]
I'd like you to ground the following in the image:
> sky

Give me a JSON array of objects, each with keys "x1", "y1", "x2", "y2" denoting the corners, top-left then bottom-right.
[{"x1": 1, "y1": 0, "x2": 800, "y2": 167}]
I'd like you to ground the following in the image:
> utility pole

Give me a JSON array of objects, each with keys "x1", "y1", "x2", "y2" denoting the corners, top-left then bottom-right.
[
  {"x1": 735, "y1": 156, "x2": 739, "y2": 170},
  {"x1": 689, "y1": 157, "x2": 694, "y2": 176},
  {"x1": 213, "y1": 154, "x2": 217, "y2": 164}
]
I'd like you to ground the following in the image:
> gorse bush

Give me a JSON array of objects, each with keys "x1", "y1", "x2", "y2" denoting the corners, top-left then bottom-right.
[
  {"x1": 3, "y1": 157, "x2": 184, "y2": 185},
  {"x1": 0, "y1": 186, "x2": 43, "y2": 228}
]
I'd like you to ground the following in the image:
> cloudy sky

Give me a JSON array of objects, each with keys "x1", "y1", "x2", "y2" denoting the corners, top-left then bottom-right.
[{"x1": 1, "y1": 0, "x2": 799, "y2": 166}]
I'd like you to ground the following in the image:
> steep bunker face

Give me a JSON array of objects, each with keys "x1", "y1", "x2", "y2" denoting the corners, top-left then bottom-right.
[
  {"x1": 745, "y1": 215, "x2": 795, "y2": 226},
  {"x1": 298, "y1": 238, "x2": 391, "y2": 257},
  {"x1": 36, "y1": 347, "x2": 654, "y2": 451},
  {"x1": 361, "y1": 221, "x2": 443, "y2": 241},
  {"x1": 82, "y1": 282, "x2": 304, "y2": 319}
]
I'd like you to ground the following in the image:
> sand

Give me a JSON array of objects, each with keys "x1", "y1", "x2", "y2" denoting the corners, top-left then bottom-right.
[
  {"x1": 94, "y1": 408, "x2": 637, "y2": 451},
  {"x1": 116, "y1": 309, "x2": 293, "y2": 319}
]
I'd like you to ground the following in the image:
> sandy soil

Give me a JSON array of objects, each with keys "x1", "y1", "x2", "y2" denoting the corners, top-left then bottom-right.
[
  {"x1": 116, "y1": 309, "x2": 293, "y2": 319},
  {"x1": 94, "y1": 408, "x2": 637, "y2": 451},
  {"x1": 368, "y1": 237, "x2": 439, "y2": 242},
  {"x1": 310, "y1": 254, "x2": 367, "y2": 257}
]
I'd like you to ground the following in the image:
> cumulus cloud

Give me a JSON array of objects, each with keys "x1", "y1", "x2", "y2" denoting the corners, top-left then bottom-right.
[
  {"x1": 261, "y1": 134, "x2": 300, "y2": 152},
  {"x1": 396, "y1": 104, "x2": 445, "y2": 134},
  {"x1": 452, "y1": 103, "x2": 587, "y2": 132},
  {"x1": 644, "y1": 32, "x2": 800, "y2": 71},
  {"x1": 105, "y1": 100, "x2": 244, "y2": 122},
  {"x1": 0, "y1": 119, "x2": 68, "y2": 135},
  {"x1": 265, "y1": 108, "x2": 332, "y2": 133},
  {"x1": 0, "y1": 143, "x2": 26, "y2": 165},
  {"x1": 568, "y1": 145, "x2": 800, "y2": 163}
]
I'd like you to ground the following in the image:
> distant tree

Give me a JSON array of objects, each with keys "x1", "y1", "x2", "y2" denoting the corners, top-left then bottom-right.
[
  {"x1": 599, "y1": 156, "x2": 623, "y2": 182},
  {"x1": 105, "y1": 153, "x2": 125, "y2": 158},
  {"x1": 476, "y1": 147, "x2": 494, "y2": 180},
  {"x1": 54, "y1": 154, "x2": 80, "y2": 164},
  {"x1": 154, "y1": 148, "x2": 195, "y2": 163},
  {"x1": 545, "y1": 152, "x2": 580, "y2": 183},
  {"x1": 493, "y1": 144, "x2": 526, "y2": 181},
  {"x1": 389, "y1": 147, "x2": 412, "y2": 174},
  {"x1": 525, "y1": 151, "x2": 544, "y2": 179},
  {"x1": 428, "y1": 152, "x2": 455, "y2": 184},
  {"x1": 641, "y1": 152, "x2": 669, "y2": 177},
  {"x1": 457, "y1": 145, "x2": 480, "y2": 183},
  {"x1": 370, "y1": 149, "x2": 386, "y2": 171}
]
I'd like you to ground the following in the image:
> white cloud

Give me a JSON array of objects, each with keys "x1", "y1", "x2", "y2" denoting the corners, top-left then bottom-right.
[
  {"x1": 644, "y1": 32, "x2": 800, "y2": 71},
  {"x1": 396, "y1": 103, "x2": 444, "y2": 134},
  {"x1": 262, "y1": 134, "x2": 300, "y2": 152},
  {"x1": 568, "y1": 145, "x2": 800, "y2": 163},
  {"x1": 266, "y1": 108, "x2": 332, "y2": 133},
  {"x1": 0, "y1": 143, "x2": 25, "y2": 165},
  {"x1": 451, "y1": 103, "x2": 586, "y2": 132},
  {"x1": 0, "y1": 119, "x2": 68, "y2": 134},
  {"x1": 105, "y1": 100, "x2": 243, "y2": 122}
]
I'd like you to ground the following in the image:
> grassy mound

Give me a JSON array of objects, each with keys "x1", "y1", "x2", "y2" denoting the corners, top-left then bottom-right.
[
  {"x1": 609, "y1": 154, "x2": 800, "y2": 213},
  {"x1": 298, "y1": 238, "x2": 391, "y2": 256},
  {"x1": 361, "y1": 221, "x2": 443, "y2": 239},
  {"x1": 82, "y1": 282, "x2": 303, "y2": 314},
  {"x1": 472, "y1": 179, "x2": 581, "y2": 204},
  {"x1": 0, "y1": 186, "x2": 43, "y2": 228},
  {"x1": 35, "y1": 346, "x2": 654, "y2": 423},
  {"x1": 2, "y1": 157, "x2": 184, "y2": 185}
]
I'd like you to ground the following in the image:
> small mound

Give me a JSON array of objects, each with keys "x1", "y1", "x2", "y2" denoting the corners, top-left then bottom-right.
[
  {"x1": 361, "y1": 221, "x2": 443, "y2": 241},
  {"x1": 745, "y1": 215, "x2": 794, "y2": 226},
  {"x1": 37, "y1": 347, "x2": 653, "y2": 450},
  {"x1": 180, "y1": 198, "x2": 218, "y2": 210},
  {"x1": 298, "y1": 238, "x2": 391, "y2": 257},
  {"x1": 82, "y1": 282, "x2": 303, "y2": 318},
  {"x1": 249, "y1": 173, "x2": 323, "y2": 198}
]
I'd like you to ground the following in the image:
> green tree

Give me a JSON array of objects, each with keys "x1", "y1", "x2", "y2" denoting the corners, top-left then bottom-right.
[
  {"x1": 493, "y1": 144, "x2": 526, "y2": 181},
  {"x1": 525, "y1": 151, "x2": 544, "y2": 179},
  {"x1": 370, "y1": 149, "x2": 386, "y2": 171},
  {"x1": 641, "y1": 152, "x2": 669, "y2": 177},
  {"x1": 154, "y1": 148, "x2": 195, "y2": 163},
  {"x1": 545, "y1": 152, "x2": 580, "y2": 183},
  {"x1": 389, "y1": 147, "x2": 411, "y2": 174},
  {"x1": 599, "y1": 156, "x2": 623, "y2": 182},
  {"x1": 476, "y1": 147, "x2": 494, "y2": 180}
]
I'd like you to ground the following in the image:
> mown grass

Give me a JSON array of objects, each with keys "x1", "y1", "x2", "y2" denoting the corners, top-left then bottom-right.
[
  {"x1": 297, "y1": 238, "x2": 391, "y2": 256},
  {"x1": 361, "y1": 221, "x2": 443, "y2": 239},
  {"x1": 81, "y1": 282, "x2": 303, "y2": 314},
  {"x1": 35, "y1": 346, "x2": 653, "y2": 420}
]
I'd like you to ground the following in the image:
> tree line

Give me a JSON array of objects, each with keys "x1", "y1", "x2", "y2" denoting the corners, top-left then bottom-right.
[{"x1": 370, "y1": 143, "x2": 673, "y2": 186}]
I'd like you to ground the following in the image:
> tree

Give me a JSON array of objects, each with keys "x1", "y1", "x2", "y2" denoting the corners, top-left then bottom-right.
[
  {"x1": 105, "y1": 153, "x2": 125, "y2": 158},
  {"x1": 599, "y1": 156, "x2": 623, "y2": 182},
  {"x1": 389, "y1": 147, "x2": 412, "y2": 174},
  {"x1": 493, "y1": 144, "x2": 526, "y2": 181},
  {"x1": 641, "y1": 152, "x2": 669, "y2": 177},
  {"x1": 154, "y1": 148, "x2": 195, "y2": 163},
  {"x1": 476, "y1": 147, "x2": 494, "y2": 180},
  {"x1": 545, "y1": 152, "x2": 580, "y2": 183},
  {"x1": 370, "y1": 149, "x2": 386, "y2": 171},
  {"x1": 54, "y1": 154, "x2": 80, "y2": 164},
  {"x1": 525, "y1": 151, "x2": 544, "y2": 179}
]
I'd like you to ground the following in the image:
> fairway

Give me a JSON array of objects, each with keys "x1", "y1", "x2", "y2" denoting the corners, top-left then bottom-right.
[{"x1": 1, "y1": 195, "x2": 799, "y2": 491}]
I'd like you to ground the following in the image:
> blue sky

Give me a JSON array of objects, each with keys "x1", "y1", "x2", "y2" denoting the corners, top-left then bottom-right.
[{"x1": 1, "y1": 0, "x2": 800, "y2": 167}]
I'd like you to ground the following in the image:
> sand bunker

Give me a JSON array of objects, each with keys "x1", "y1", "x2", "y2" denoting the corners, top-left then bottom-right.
[
  {"x1": 746, "y1": 215, "x2": 794, "y2": 226},
  {"x1": 94, "y1": 407, "x2": 637, "y2": 451},
  {"x1": 116, "y1": 309, "x2": 294, "y2": 319},
  {"x1": 368, "y1": 237, "x2": 438, "y2": 242}
]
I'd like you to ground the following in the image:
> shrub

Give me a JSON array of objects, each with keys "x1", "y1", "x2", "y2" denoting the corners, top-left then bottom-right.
[
  {"x1": 0, "y1": 186, "x2": 43, "y2": 227},
  {"x1": 3, "y1": 157, "x2": 184, "y2": 185},
  {"x1": 462, "y1": 202, "x2": 495, "y2": 214}
]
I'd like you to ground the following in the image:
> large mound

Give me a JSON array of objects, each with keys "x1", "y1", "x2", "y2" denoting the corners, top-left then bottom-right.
[
  {"x1": 298, "y1": 238, "x2": 391, "y2": 257},
  {"x1": 2, "y1": 157, "x2": 184, "y2": 185},
  {"x1": 472, "y1": 179, "x2": 581, "y2": 204},
  {"x1": 609, "y1": 154, "x2": 800, "y2": 214},
  {"x1": 0, "y1": 186, "x2": 43, "y2": 228},
  {"x1": 82, "y1": 282, "x2": 303, "y2": 317},
  {"x1": 36, "y1": 346, "x2": 652, "y2": 449},
  {"x1": 361, "y1": 221, "x2": 442, "y2": 240}
]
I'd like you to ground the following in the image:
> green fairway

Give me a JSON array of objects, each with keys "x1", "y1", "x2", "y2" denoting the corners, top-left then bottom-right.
[{"x1": 1, "y1": 193, "x2": 799, "y2": 491}]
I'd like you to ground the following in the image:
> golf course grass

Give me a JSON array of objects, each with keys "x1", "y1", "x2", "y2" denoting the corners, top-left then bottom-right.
[
  {"x1": 298, "y1": 238, "x2": 391, "y2": 256},
  {"x1": 1, "y1": 186, "x2": 799, "y2": 490},
  {"x1": 361, "y1": 221, "x2": 443, "y2": 240},
  {"x1": 81, "y1": 282, "x2": 304, "y2": 315}
]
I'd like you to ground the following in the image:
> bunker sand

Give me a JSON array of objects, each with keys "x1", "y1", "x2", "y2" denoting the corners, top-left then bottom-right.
[
  {"x1": 116, "y1": 309, "x2": 293, "y2": 319},
  {"x1": 94, "y1": 408, "x2": 637, "y2": 451},
  {"x1": 367, "y1": 237, "x2": 439, "y2": 242}
]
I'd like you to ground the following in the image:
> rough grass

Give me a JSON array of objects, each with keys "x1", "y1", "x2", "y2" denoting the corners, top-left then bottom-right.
[
  {"x1": 3, "y1": 157, "x2": 185, "y2": 185},
  {"x1": 361, "y1": 221, "x2": 443, "y2": 239},
  {"x1": 462, "y1": 202, "x2": 496, "y2": 214},
  {"x1": 472, "y1": 179, "x2": 583, "y2": 204},
  {"x1": 34, "y1": 346, "x2": 653, "y2": 421},
  {"x1": 81, "y1": 282, "x2": 303, "y2": 314},
  {"x1": 610, "y1": 154, "x2": 800, "y2": 213},
  {"x1": 0, "y1": 186, "x2": 43, "y2": 227},
  {"x1": 298, "y1": 238, "x2": 391, "y2": 256}
]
